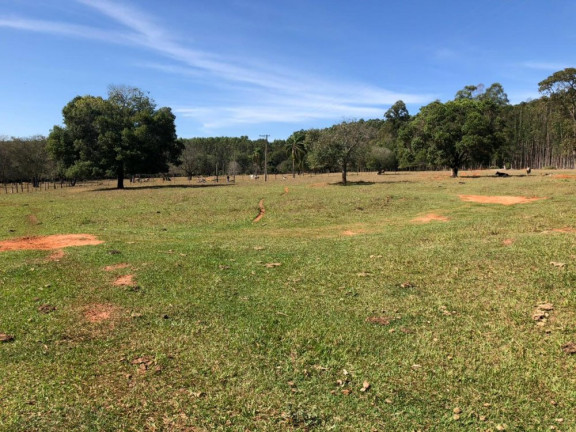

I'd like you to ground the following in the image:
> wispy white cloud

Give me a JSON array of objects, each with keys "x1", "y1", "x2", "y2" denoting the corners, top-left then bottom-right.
[
  {"x1": 0, "y1": 16, "x2": 127, "y2": 42},
  {"x1": 0, "y1": 0, "x2": 436, "y2": 132},
  {"x1": 522, "y1": 61, "x2": 568, "y2": 71}
]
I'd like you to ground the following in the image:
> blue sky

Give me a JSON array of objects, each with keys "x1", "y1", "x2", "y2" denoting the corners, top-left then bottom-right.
[{"x1": 1, "y1": 0, "x2": 574, "y2": 140}]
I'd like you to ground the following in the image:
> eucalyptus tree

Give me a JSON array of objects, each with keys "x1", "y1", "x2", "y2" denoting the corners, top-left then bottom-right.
[{"x1": 539, "y1": 68, "x2": 576, "y2": 163}]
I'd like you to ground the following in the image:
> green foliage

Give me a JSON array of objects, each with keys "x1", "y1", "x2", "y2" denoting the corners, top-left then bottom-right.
[
  {"x1": 366, "y1": 146, "x2": 397, "y2": 172},
  {"x1": 406, "y1": 95, "x2": 507, "y2": 175},
  {"x1": 307, "y1": 120, "x2": 377, "y2": 184},
  {"x1": 47, "y1": 86, "x2": 181, "y2": 189},
  {"x1": 0, "y1": 136, "x2": 53, "y2": 183}
]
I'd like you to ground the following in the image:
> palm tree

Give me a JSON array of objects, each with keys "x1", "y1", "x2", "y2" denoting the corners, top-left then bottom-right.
[{"x1": 286, "y1": 130, "x2": 307, "y2": 178}]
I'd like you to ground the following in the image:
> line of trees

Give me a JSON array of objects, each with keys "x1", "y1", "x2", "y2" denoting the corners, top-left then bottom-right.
[{"x1": 2, "y1": 68, "x2": 576, "y2": 187}]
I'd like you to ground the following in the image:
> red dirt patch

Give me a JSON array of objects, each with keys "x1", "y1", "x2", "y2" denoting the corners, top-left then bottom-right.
[
  {"x1": 253, "y1": 199, "x2": 265, "y2": 223},
  {"x1": 412, "y1": 213, "x2": 450, "y2": 223},
  {"x1": 105, "y1": 263, "x2": 130, "y2": 271},
  {"x1": 502, "y1": 238, "x2": 515, "y2": 246},
  {"x1": 113, "y1": 274, "x2": 136, "y2": 286},
  {"x1": 83, "y1": 303, "x2": 121, "y2": 323},
  {"x1": 459, "y1": 195, "x2": 546, "y2": 205},
  {"x1": 0, "y1": 234, "x2": 103, "y2": 251},
  {"x1": 553, "y1": 174, "x2": 576, "y2": 179}
]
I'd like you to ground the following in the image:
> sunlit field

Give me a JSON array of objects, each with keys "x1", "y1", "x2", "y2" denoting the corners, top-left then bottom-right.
[{"x1": 2, "y1": 169, "x2": 576, "y2": 431}]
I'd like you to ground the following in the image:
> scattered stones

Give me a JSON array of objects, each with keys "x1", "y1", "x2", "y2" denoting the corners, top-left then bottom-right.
[{"x1": 533, "y1": 303, "x2": 554, "y2": 325}]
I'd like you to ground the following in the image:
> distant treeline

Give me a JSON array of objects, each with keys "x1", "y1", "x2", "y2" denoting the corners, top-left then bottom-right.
[{"x1": 3, "y1": 69, "x2": 576, "y2": 185}]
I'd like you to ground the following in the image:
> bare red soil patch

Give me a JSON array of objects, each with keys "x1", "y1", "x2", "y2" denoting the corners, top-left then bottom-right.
[
  {"x1": 412, "y1": 213, "x2": 450, "y2": 223},
  {"x1": 113, "y1": 274, "x2": 136, "y2": 286},
  {"x1": 459, "y1": 195, "x2": 546, "y2": 205},
  {"x1": 105, "y1": 263, "x2": 130, "y2": 271},
  {"x1": 83, "y1": 303, "x2": 122, "y2": 323},
  {"x1": 553, "y1": 174, "x2": 576, "y2": 179},
  {"x1": 0, "y1": 234, "x2": 103, "y2": 251},
  {"x1": 253, "y1": 199, "x2": 265, "y2": 223},
  {"x1": 502, "y1": 238, "x2": 515, "y2": 246}
]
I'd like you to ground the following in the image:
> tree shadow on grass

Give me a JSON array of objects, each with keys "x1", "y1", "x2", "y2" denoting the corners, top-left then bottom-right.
[
  {"x1": 90, "y1": 183, "x2": 234, "y2": 192},
  {"x1": 330, "y1": 181, "x2": 376, "y2": 186}
]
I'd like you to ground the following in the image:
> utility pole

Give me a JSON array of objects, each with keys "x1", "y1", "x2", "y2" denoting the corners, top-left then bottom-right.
[{"x1": 260, "y1": 134, "x2": 270, "y2": 181}]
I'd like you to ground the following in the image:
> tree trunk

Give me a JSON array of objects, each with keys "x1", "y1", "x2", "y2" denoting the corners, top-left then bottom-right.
[
  {"x1": 342, "y1": 160, "x2": 348, "y2": 185},
  {"x1": 117, "y1": 164, "x2": 125, "y2": 189},
  {"x1": 451, "y1": 167, "x2": 459, "y2": 177}
]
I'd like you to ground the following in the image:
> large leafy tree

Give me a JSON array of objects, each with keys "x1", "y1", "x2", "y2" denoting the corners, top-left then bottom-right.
[
  {"x1": 47, "y1": 86, "x2": 182, "y2": 189},
  {"x1": 308, "y1": 120, "x2": 376, "y2": 185},
  {"x1": 410, "y1": 97, "x2": 506, "y2": 177}
]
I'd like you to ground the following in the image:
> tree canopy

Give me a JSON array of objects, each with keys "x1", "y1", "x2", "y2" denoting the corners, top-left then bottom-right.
[{"x1": 47, "y1": 86, "x2": 182, "y2": 189}]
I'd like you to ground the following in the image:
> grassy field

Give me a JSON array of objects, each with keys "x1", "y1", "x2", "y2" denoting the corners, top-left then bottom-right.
[{"x1": 1, "y1": 169, "x2": 576, "y2": 431}]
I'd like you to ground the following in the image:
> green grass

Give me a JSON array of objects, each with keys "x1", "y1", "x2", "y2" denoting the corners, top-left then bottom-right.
[{"x1": 2, "y1": 170, "x2": 576, "y2": 430}]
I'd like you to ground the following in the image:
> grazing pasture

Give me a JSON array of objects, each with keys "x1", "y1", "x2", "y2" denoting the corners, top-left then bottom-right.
[{"x1": 1, "y1": 170, "x2": 576, "y2": 431}]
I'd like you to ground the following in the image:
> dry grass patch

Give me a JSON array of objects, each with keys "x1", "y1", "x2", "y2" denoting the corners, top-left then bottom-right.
[
  {"x1": 47, "y1": 249, "x2": 66, "y2": 261},
  {"x1": 104, "y1": 263, "x2": 131, "y2": 271},
  {"x1": 113, "y1": 274, "x2": 136, "y2": 287},
  {"x1": 83, "y1": 303, "x2": 124, "y2": 324},
  {"x1": 411, "y1": 213, "x2": 450, "y2": 223}
]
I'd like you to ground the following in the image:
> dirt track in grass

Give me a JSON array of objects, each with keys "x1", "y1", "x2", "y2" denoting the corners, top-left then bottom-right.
[{"x1": 253, "y1": 199, "x2": 265, "y2": 222}]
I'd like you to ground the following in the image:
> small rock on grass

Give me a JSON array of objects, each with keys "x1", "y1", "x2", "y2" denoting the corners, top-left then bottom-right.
[
  {"x1": 0, "y1": 333, "x2": 15, "y2": 343},
  {"x1": 360, "y1": 381, "x2": 370, "y2": 392}
]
